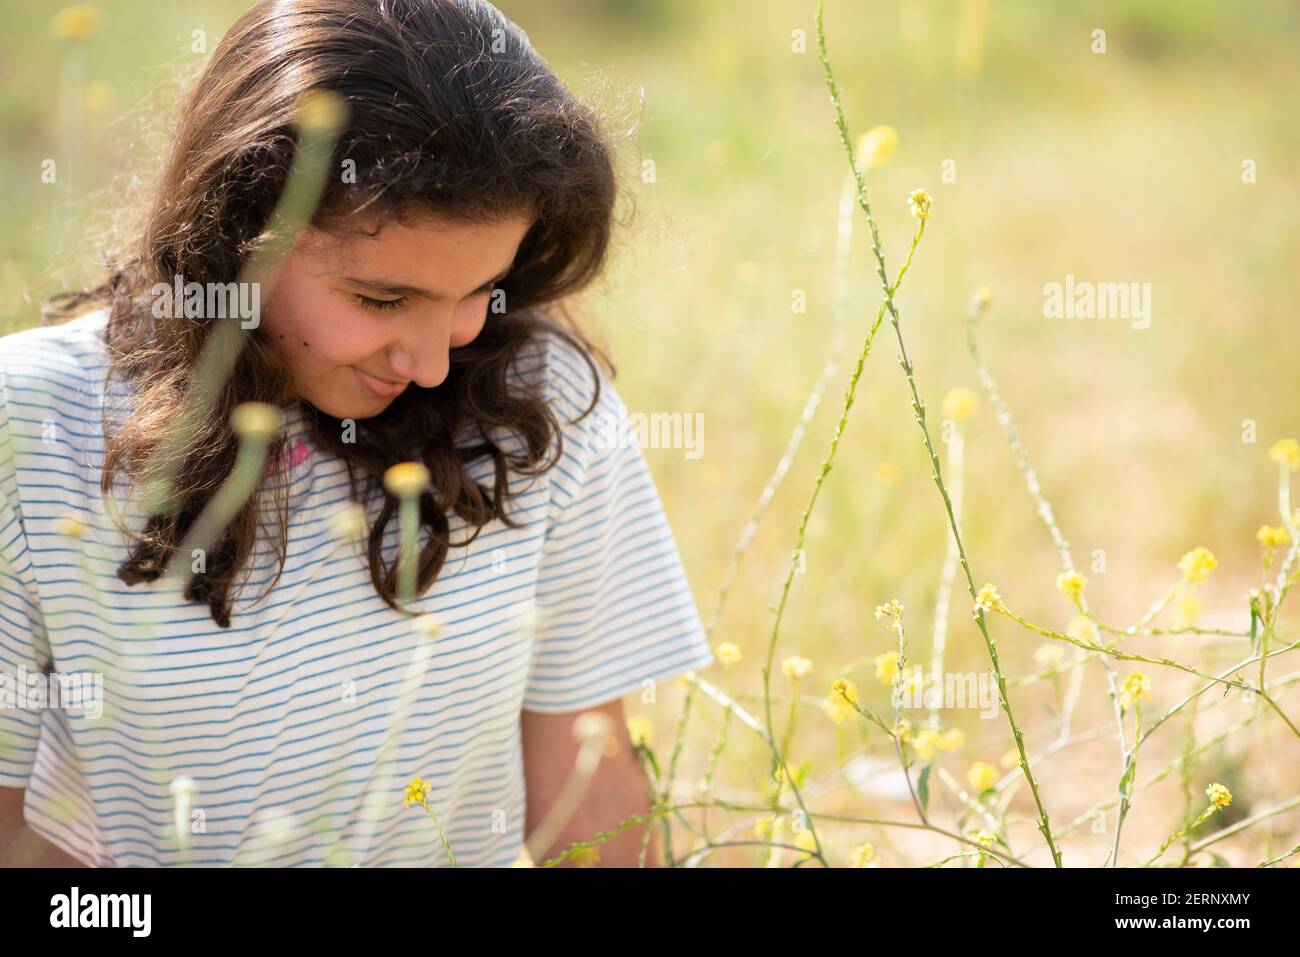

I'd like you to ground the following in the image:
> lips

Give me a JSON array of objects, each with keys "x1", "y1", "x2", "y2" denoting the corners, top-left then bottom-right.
[{"x1": 353, "y1": 367, "x2": 410, "y2": 400}]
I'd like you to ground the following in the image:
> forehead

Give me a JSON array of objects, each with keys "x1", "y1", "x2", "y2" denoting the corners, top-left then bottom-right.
[{"x1": 297, "y1": 211, "x2": 534, "y2": 278}]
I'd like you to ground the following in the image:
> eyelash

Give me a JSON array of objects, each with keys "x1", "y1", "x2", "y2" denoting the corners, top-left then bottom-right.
[
  {"x1": 355, "y1": 294, "x2": 405, "y2": 312},
  {"x1": 353, "y1": 284, "x2": 496, "y2": 313}
]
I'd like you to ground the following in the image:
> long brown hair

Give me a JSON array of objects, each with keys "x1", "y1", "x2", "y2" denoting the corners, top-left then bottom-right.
[{"x1": 43, "y1": 0, "x2": 624, "y2": 628}]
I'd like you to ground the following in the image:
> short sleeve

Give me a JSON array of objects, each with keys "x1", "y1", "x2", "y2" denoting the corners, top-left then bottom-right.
[
  {"x1": 0, "y1": 382, "x2": 52, "y2": 787},
  {"x1": 522, "y1": 333, "x2": 715, "y2": 713}
]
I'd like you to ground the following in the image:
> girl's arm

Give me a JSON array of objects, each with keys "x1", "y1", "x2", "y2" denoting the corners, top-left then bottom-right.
[
  {"x1": 521, "y1": 699, "x2": 662, "y2": 867},
  {"x1": 0, "y1": 787, "x2": 89, "y2": 867}
]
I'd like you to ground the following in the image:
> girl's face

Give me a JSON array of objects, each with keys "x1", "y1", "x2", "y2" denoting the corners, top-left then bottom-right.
[{"x1": 261, "y1": 210, "x2": 535, "y2": 420}]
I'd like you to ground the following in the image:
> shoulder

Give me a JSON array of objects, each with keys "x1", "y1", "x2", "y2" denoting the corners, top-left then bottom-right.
[
  {"x1": 510, "y1": 324, "x2": 622, "y2": 428},
  {"x1": 0, "y1": 307, "x2": 111, "y2": 418},
  {"x1": 0, "y1": 307, "x2": 112, "y2": 496},
  {"x1": 505, "y1": 324, "x2": 628, "y2": 513}
]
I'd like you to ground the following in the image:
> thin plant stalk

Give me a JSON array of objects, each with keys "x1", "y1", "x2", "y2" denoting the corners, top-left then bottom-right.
[{"x1": 816, "y1": 0, "x2": 1064, "y2": 866}]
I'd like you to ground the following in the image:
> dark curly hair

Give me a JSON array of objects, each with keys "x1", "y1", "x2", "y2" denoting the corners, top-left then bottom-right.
[{"x1": 41, "y1": 0, "x2": 624, "y2": 628}]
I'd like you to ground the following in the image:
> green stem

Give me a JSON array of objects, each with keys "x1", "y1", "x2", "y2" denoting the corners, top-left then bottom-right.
[{"x1": 816, "y1": 0, "x2": 1063, "y2": 867}]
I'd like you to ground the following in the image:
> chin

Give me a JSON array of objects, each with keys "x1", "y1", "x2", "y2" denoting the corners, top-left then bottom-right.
[{"x1": 311, "y1": 395, "x2": 390, "y2": 421}]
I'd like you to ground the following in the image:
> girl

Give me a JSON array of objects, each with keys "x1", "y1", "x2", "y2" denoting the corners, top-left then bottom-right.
[{"x1": 0, "y1": 0, "x2": 713, "y2": 867}]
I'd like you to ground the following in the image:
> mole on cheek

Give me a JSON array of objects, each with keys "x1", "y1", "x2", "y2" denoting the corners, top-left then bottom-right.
[{"x1": 302, "y1": 341, "x2": 309, "y2": 347}]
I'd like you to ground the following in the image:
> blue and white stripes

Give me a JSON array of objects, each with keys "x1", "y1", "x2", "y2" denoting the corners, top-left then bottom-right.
[{"x1": 0, "y1": 308, "x2": 713, "y2": 866}]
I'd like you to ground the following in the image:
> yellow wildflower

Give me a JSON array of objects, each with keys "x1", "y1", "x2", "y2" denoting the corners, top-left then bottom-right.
[
  {"x1": 967, "y1": 761, "x2": 998, "y2": 792},
  {"x1": 55, "y1": 515, "x2": 87, "y2": 538},
  {"x1": 942, "y1": 388, "x2": 979, "y2": 422},
  {"x1": 1056, "y1": 570, "x2": 1087, "y2": 603},
  {"x1": 1034, "y1": 644, "x2": 1065, "y2": 670},
  {"x1": 1178, "y1": 546, "x2": 1217, "y2": 585},
  {"x1": 822, "y1": 697, "x2": 853, "y2": 725},
  {"x1": 230, "y1": 401, "x2": 283, "y2": 441},
  {"x1": 823, "y1": 679, "x2": 858, "y2": 725},
  {"x1": 83, "y1": 81, "x2": 113, "y2": 112},
  {"x1": 625, "y1": 715, "x2": 653, "y2": 748},
  {"x1": 414, "y1": 613, "x2": 444, "y2": 639},
  {"x1": 794, "y1": 828, "x2": 818, "y2": 853},
  {"x1": 973, "y1": 830, "x2": 996, "y2": 848},
  {"x1": 327, "y1": 502, "x2": 368, "y2": 541},
  {"x1": 295, "y1": 89, "x2": 348, "y2": 133},
  {"x1": 571, "y1": 846, "x2": 600, "y2": 867},
  {"x1": 753, "y1": 815, "x2": 776, "y2": 840},
  {"x1": 874, "y1": 650, "x2": 900, "y2": 686},
  {"x1": 1119, "y1": 671, "x2": 1152, "y2": 709},
  {"x1": 908, "y1": 188, "x2": 932, "y2": 222},
  {"x1": 937, "y1": 727, "x2": 965, "y2": 751},
  {"x1": 968, "y1": 286, "x2": 993, "y2": 317},
  {"x1": 849, "y1": 843, "x2": 876, "y2": 867},
  {"x1": 972, "y1": 583, "x2": 1005, "y2": 615},
  {"x1": 1268, "y1": 438, "x2": 1300, "y2": 472},
  {"x1": 1000, "y1": 748, "x2": 1019, "y2": 770},
  {"x1": 1067, "y1": 615, "x2": 1101, "y2": 647},
  {"x1": 874, "y1": 598, "x2": 904, "y2": 627},
  {"x1": 782, "y1": 655, "x2": 813, "y2": 681},
  {"x1": 402, "y1": 777, "x2": 432, "y2": 809},
  {"x1": 912, "y1": 727, "x2": 941, "y2": 760},
  {"x1": 1206, "y1": 782, "x2": 1232, "y2": 809},
  {"x1": 384, "y1": 461, "x2": 431, "y2": 498},
  {"x1": 1257, "y1": 525, "x2": 1289, "y2": 549},
  {"x1": 715, "y1": 641, "x2": 742, "y2": 666},
  {"x1": 51, "y1": 5, "x2": 101, "y2": 40},
  {"x1": 894, "y1": 718, "x2": 912, "y2": 743},
  {"x1": 856, "y1": 125, "x2": 898, "y2": 167},
  {"x1": 573, "y1": 712, "x2": 615, "y2": 749}
]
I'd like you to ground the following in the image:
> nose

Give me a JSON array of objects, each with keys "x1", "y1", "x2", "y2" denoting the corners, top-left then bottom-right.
[{"x1": 387, "y1": 308, "x2": 453, "y2": 389}]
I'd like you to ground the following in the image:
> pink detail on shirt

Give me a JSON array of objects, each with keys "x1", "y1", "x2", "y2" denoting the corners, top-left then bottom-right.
[{"x1": 281, "y1": 435, "x2": 313, "y2": 469}]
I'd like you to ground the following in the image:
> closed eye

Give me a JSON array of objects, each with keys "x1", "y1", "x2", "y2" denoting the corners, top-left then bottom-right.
[
  {"x1": 353, "y1": 282, "x2": 496, "y2": 312},
  {"x1": 354, "y1": 294, "x2": 405, "y2": 312}
]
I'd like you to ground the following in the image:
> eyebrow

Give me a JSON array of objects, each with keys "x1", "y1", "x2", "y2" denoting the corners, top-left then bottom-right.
[{"x1": 340, "y1": 261, "x2": 515, "y2": 300}]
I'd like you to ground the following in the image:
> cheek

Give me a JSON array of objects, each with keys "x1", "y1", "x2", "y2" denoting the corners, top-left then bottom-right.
[{"x1": 266, "y1": 283, "x2": 375, "y2": 371}]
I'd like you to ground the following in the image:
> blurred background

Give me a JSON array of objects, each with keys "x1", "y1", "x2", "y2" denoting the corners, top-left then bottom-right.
[{"x1": 3, "y1": 0, "x2": 1299, "y2": 865}]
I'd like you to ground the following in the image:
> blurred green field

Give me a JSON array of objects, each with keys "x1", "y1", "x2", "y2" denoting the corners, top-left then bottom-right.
[{"x1": 3, "y1": 0, "x2": 1299, "y2": 866}]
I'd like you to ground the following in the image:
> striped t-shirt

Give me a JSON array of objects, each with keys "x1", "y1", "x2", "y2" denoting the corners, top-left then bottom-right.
[{"x1": 0, "y1": 307, "x2": 713, "y2": 867}]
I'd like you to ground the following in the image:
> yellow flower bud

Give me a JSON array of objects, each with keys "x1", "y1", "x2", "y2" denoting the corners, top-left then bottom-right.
[
  {"x1": 908, "y1": 188, "x2": 932, "y2": 222},
  {"x1": 1268, "y1": 438, "x2": 1300, "y2": 472},
  {"x1": 296, "y1": 89, "x2": 349, "y2": 133},
  {"x1": 230, "y1": 401, "x2": 283, "y2": 442},
  {"x1": 625, "y1": 715, "x2": 654, "y2": 747},
  {"x1": 855, "y1": 125, "x2": 898, "y2": 167},
  {"x1": 1178, "y1": 546, "x2": 1217, "y2": 585},
  {"x1": 715, "y1": 642, "x2": 742, "y2": 666},
  {"x1": 1055, "y1": 570, "x2": 1087, "y2": 602},
  {"x1": 384, "y1": 461, "x2": 431, "y2": 498},
  {"x1": 327, "y1": 502, "x2": 368, "y2": 541},
  {"x1": 781, "y1": 655, "x2": 813, "y2": 681},
  {"x1": 1206, "y1": 782, "x2": 1232, "y2": 809},
  {"x1": 967, "y1": 761, "x2": 998, "y2": 791},
  {"x1": 51, "y1": 5, "x2": 101, "y2": 40},
  {"x1": 942, "y1": 388, "x2": 978, "y2": 422}
]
